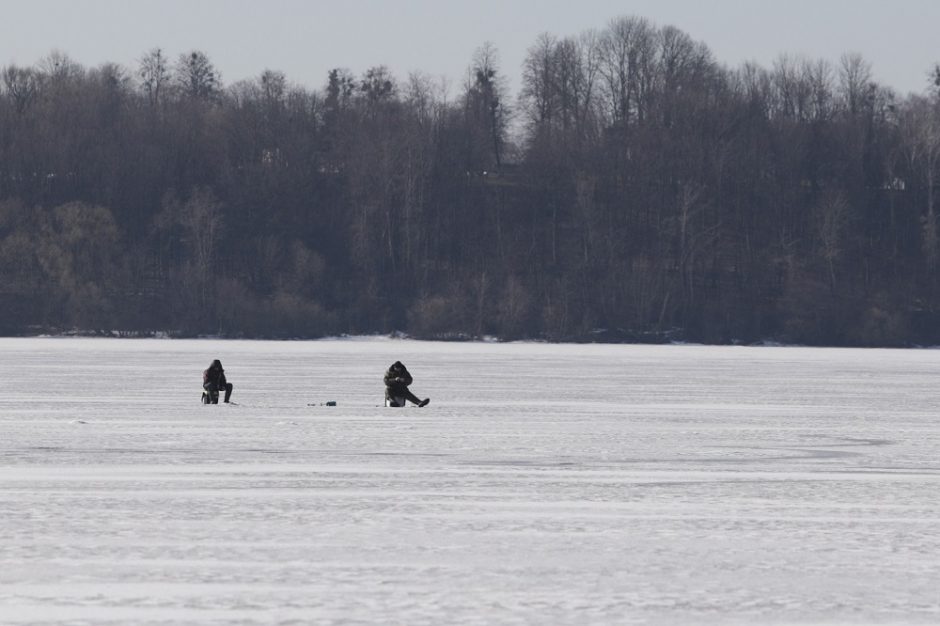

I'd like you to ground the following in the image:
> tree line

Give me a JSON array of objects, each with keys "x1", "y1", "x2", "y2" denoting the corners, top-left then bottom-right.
[{"x1": 2, "y1": 16, "x2": 940, "y2": 345}]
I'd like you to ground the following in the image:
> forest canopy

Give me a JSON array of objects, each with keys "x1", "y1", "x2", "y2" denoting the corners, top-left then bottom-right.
[{"x1": 1, "y1": 16, "x2": 939, "y2": 346}]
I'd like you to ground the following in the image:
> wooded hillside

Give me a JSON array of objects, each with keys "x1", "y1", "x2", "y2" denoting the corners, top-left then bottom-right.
[{"x1": 2, "y1": 17, "x2": 939, "y2": 345}]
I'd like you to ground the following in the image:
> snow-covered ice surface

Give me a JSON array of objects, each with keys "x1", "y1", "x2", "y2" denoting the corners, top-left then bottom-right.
[{"x1": 1, "y1": 338, "x2": 939, "y2": 625}]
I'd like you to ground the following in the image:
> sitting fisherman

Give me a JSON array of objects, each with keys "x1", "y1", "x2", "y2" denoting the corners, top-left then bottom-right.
[
  {"x1": 202, "y1": 359, "x2": 233, "y2": 404},
  {"x1": 384, "y1": 361, "x2": 429, "y2": 407}
]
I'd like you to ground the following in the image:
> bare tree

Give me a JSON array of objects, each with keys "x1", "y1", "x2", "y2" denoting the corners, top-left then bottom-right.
[
  {"x1": 772, "y1": 55, "x2": 813, "y2": 121},
  {"x1": 519, "y1": 32, "x2": 602, "y2": 156},
  {"x1": 138, "y1": 48, "x2": 170, "y2": 107},
  {"x1": 1, "y1": 65, "x2": 39, "y2": 114},
  {"x1": 899, "y1": 96, "x2": 940, "y2": 268},
  {"x1": 38, "y1": 50, "x2": 83, "y2": 85},
  {"x1": 814, "y1": 189, "x2": 849, "y2": 291},
  {"x1": 156, "y1": 188, "x2": 225, "y2": 320},
  {"x1": 359, "y1": 65, "x2": 396, "y2": 119},
  {"x1": 805, "y1": 59, "x2": 835, "y2": 122},
  {"x1": 37, "y1": 202, "x2": 123, "y2": 327},
  {"x1": 260, "y1": 69, "x2": 286, "y2": 105},
  {"x1": 175, "y1": 50, "x2": 220, "y2": 100},
  {"x1": 838, "y1": 52, "x2": 872, "y2": 116},
  {"x1": 520, "y1": 33, "x2": 559, "y2": 136},
  {"x1": 597, "y1": 16, "x2": 655, "y2": 127},
  {"x1": 466, "y1": 42, "x2": 509, "y2": 170}
]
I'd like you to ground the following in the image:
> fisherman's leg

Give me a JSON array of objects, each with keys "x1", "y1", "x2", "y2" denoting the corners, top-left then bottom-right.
[
  {"x1": 403, "y1": 389, "x2": 423, "y2": 405},
  {"x1": 223, "y1": 383, "x2": 233, "y2": 403}
]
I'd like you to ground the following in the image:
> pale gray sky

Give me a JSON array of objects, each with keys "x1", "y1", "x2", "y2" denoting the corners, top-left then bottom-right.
[{"x1": 2, "y1": 0, "x2": 937, "y2": 97}]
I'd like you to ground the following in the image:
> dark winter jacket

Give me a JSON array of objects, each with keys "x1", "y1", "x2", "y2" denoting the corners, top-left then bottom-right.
[
  {"x1": 203, "y1": 360, "x2": 227, "y2": 388},
  {"x1": 384, "y1": 361, "x2": 413, "y2": 391}
]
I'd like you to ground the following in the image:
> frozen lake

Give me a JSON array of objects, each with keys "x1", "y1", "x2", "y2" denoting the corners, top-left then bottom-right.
[{"x1": 1, "y1": 337, "x2": 939, "y2": 625}]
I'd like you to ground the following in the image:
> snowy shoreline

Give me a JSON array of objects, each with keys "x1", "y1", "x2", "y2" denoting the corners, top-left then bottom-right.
[{"x1": 18, "y1": 331, "x2": 940, "y2": 352}]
